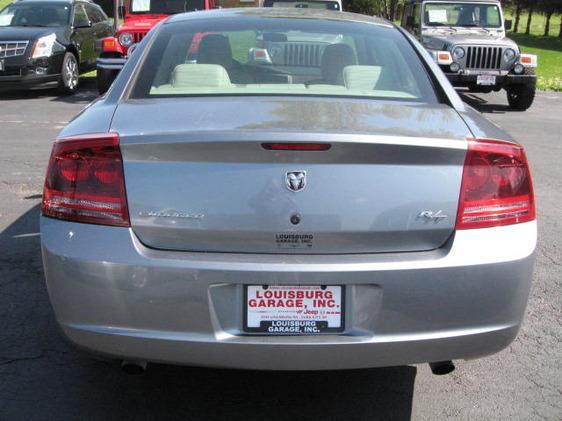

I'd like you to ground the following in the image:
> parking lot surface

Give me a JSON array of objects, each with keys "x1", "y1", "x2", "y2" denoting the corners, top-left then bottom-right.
[{"x1": 0, "y1": 85, "x2": 560, "y2": 420}]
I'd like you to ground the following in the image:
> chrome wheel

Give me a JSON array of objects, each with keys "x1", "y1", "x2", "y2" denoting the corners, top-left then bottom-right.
[{"x1": 62, "y1": 53, "x2": 79, "y2": 92}]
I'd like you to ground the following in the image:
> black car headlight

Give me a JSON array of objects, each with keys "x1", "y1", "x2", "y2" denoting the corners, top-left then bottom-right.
[{"x1": 32, "y1": 34, "x2": 57, "y2": 59}]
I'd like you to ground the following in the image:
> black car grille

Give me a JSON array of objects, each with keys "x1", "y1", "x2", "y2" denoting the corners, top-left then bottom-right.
[
  {"x1": 466, "y1": 46, "x2": 503, "y2": 70},
  {"x1": 0, "y1": 41, "x2": 29, "y2": 58},
  {"x1": 283, "y1": 43, "x2": 323, "y2": 67}
]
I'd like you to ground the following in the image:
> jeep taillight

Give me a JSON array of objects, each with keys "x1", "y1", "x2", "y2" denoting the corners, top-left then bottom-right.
[
  {"x1": 42, "y1": 133, "x2": 130, "y2": 227},
  {"x1": 456, "y1": 138, "x2": 535, "y2": 230}
]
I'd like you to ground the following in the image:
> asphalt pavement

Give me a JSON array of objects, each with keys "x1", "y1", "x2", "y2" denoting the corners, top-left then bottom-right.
[{"x1": 0, "y1": 84, "x2": 560, "y2": 420}]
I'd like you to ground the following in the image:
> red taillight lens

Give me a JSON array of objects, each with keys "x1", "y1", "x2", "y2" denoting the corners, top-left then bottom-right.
[
  {"x1": 41, "y1": 133, "x2": 130, "y2": 227},
  {"x1": 456, "y1": 138, "x2": 535, "y2": 230}
]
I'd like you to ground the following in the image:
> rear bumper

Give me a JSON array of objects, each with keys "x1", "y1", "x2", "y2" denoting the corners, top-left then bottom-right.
[{"x1": 41, "y1": 218, "x2": 536, "y2": 370}]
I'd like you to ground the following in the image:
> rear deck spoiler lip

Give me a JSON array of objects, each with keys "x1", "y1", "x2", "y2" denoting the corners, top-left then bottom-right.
[{"x1": 116, "y1": 131, "x2": 470, "y2": 150}]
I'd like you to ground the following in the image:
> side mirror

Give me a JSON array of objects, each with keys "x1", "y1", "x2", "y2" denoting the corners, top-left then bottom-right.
[
  {"x1": 75, "y1": 20, "x2": 92, "y2": 29},
  {"x1": 504, "y1": 19, "x2": 512, "y2": 31},
  {"x1": 406, "y1": 15, "x2": 415, "y2": 28},
  {"x1": 118, "y1": 5, "x2": 126, "y2": 19}
]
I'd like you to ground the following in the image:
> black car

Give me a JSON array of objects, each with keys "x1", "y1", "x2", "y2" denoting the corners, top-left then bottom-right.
[{"x1": 0, "y1": 0, "x2": 113, "y2": 94}]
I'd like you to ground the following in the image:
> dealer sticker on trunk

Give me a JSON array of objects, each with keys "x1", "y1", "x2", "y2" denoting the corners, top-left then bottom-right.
[
  {"x1": 244, "y1": 285, "x2": 344, "y2": 334},
  {"x1": 275, "y1": 233, "x2": 314, "y2": 249}
]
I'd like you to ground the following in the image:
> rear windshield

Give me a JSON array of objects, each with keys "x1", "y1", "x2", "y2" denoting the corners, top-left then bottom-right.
[{"x1": 131, "y1": 16, "x2": 438, "y2": 102}]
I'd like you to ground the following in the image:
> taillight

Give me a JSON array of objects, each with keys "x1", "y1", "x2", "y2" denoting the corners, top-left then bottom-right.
[
  {"x1": 41, "y1": 133, "x2": 130, "y2": 227},
  {"x1": 456, "y1": 138, "x2": 535, "y2": 230}
]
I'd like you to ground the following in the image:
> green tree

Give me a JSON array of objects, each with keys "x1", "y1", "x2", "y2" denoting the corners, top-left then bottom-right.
[
  {"x1": 513, "y1": 0, "x2": 524, "y2": 32},
  {"x1": 537, "y1": 0, "x2": 562, "y2": 36},
  {"x1": 343, "y1": 0, "x2": 386, "y2": 16},
  {"x1": 525, "y1": 2, "x2": 534, "y2": 34},
  {"x1": 343, "y1": 0, "x2": 405, "y2": 19},
  {"x1": 384, "y1": 0, "x2": 402, "y2": 20}
]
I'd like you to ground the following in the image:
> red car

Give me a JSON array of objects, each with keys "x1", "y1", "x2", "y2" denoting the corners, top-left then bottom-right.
[{"x1": 96, "y1": 0, "x2": 216, "y2": 94}]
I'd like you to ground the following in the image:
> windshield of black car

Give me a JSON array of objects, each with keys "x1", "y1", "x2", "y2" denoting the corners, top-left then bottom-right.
[
  {"x1": 0, "y1": 3, "x2": 70, "y2": 27},
  {"x1": 130, "y1": 0, "x2": 206, "y2": 14},
  {"x1": 130, "y1": 16, "x2": 438, "y2": 103},
  {"x1": 423, "y1": 2, "x2": 502, "y2": 28},
  {"x1": 263, "y1": 0, "x2": 341, "y2": 11}
]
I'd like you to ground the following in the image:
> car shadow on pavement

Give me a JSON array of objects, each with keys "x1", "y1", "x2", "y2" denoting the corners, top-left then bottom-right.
[
  {"x1": 0, "y1": 78, "x2": 98, "y2": 104},
  {"x1": 458, "y1": 91, "x2": 512, "y2": 114},
  {"x1": 0, "y1": 205, "x2": 416, "y2": 421}
]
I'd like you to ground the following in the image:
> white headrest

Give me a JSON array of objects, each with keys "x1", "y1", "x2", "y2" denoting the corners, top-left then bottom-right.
[
  {"x1": 171, "y1": 64, "x2": 232, "y2": 88},
  {"x1": 343, "y1": 65, "x2": 382, "y2": 91}
]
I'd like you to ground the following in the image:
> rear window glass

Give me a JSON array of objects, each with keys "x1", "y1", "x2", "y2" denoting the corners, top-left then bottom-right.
[{"x1": 131, "y1": 16, "x2": 438, "y2": 102}]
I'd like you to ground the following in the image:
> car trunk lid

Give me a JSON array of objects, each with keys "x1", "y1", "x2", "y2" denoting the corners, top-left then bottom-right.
[{"x1": 112, "y1": 97, "x2": 470, "y2": 254}]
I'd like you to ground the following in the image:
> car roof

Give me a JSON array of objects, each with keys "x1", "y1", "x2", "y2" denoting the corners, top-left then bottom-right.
[
  {"x1": 404, "y1": 0, "x2": 500, "y2": 3},
  {"x1": 166, "y1": 7, "x2": 393, "y2": 28}
]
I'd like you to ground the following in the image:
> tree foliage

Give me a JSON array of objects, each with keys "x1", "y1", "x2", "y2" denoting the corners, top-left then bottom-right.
[
  {"x1": 343, "y1": 0, "x2": 402, "y2": 20},
  {"x1": 537, "y1": 0, "x2": 562, "y2": 36},
  {"x1": 342, "y1": 0, "x2": 561, "y2": 37}
]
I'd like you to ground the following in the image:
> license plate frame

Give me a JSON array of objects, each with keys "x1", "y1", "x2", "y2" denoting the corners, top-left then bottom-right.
[
  {"x1": 243, "y1": 285, "x2": 345, "y2": 334},
  {"x1": 477, "y1": 74, "x2": 496, "y2": 86}
]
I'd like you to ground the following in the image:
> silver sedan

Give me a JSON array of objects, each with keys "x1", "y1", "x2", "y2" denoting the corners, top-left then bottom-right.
[{"x1": 40, "y1": 8, "x2": 536, "y2": 373}]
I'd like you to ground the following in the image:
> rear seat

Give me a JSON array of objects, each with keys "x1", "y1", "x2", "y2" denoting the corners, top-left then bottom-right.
[{"x1": 153, "y1": 64, "x2": 386, "y2": 95}]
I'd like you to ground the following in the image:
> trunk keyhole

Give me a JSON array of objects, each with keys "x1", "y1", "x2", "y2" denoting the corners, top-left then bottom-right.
[{"x1": 290, "y1": 214, "x2": 301, "y2": 225}]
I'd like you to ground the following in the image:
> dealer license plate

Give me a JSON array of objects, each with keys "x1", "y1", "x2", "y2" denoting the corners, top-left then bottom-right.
[
  {"x1": 477, "y1": 75, "x2": 496, "y2": 86},
  {"x1": 244, "y1": 285, "x2": 344, "y2": 334}
]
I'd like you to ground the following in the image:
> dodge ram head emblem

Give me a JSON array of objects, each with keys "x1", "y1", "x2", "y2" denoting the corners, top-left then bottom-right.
[{"x1": 285, "y1": 171, "x2": 306, "y2": 192}]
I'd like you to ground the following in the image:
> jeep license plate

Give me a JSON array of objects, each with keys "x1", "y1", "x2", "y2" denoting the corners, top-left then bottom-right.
[{"x1": 477, "y1": 75, "x2": 496, "y2": 86}]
